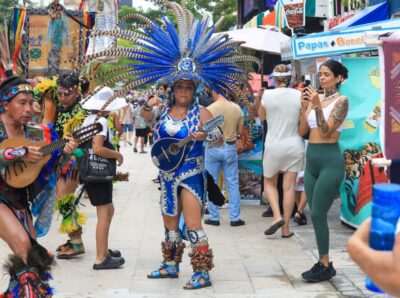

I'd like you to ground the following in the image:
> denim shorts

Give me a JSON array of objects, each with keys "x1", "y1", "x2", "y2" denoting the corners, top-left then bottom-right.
[{"x1": 123, "y1": 124, "x2": 134, "y2": 132}]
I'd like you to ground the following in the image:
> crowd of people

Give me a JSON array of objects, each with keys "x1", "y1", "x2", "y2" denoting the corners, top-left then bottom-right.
[{"x1": 0, "y1": 0, "x2": 398, "y2": 296}]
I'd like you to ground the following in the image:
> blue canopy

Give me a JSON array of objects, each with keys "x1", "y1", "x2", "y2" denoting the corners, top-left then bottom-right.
[{"x1": 332, "y1": 2, "x2": 389, "y2": 30}]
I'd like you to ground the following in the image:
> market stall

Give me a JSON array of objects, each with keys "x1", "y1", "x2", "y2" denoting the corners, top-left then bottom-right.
[{"x1": 280, "y1": 19, "x2": 400, "y2": 227}]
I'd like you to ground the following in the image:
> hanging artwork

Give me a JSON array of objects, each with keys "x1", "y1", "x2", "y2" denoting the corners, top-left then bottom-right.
[
  {"x1": 86, "y1": 0, "x2": 117, "y2": 56},
  {"x1": 21, "y1": 3, "x2": 89, "y2": 78}
]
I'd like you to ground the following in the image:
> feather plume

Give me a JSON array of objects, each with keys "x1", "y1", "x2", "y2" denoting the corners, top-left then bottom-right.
[{"x1": 77, "y1": 0, "x2": 260, "y2": 98}]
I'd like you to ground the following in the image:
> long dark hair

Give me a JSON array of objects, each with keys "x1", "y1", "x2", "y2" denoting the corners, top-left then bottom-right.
[{"x1": 320, "y1": 60, "x2": 348, "y2": 88}]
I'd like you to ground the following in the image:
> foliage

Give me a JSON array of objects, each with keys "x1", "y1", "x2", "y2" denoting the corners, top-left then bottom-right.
[{"x1": 0, "y1": 0, "x2": 18, "y2": 25}]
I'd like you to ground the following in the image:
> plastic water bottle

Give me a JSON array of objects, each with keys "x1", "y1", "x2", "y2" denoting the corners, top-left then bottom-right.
[{"x1": 366, "y1": 183, "x2": 400, "y2": 293}]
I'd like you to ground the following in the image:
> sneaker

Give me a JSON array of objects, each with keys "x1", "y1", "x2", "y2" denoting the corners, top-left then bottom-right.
[
  {"x1": 230, "y1": 219, "x2": 245, "y2": 227},
  {"x1": 133, "y1": 148, "x2": 138, "y2": 153},
  {"x1": 219, "y1": 202, "x2": 229, "y2": 209},
  {"x1": 204, "y1": 219, "x2": 220, "y2": 226},
  {"x1": 302, "y1": 262, "x2": 335, "y2": 282}
]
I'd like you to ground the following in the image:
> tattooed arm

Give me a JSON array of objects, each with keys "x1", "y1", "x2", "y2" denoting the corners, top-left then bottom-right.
[{"x1": 315, "y1": 96, "x2": 349, "y2": 138}]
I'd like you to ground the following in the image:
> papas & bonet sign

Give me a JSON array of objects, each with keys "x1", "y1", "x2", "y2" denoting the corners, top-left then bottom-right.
[{"x1": 281, "y1": 0, "x2": 306, "y2": 29}]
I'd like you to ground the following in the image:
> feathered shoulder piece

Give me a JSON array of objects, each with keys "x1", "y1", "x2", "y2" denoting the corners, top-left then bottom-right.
[{"x1": 81, "y1": 0, "x2": 260, "y2": 98}]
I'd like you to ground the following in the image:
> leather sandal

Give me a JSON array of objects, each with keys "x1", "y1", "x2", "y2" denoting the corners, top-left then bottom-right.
[
  {"x1": 56, "y1": 240, "x2": 71, "y2": 252},
  {"x1": 294, "y1": 211, "x2": 307, "y2": 226},
  {"x1": 57, "y1": 242, "x2": 85, "y2": 259},
  {"x1": 183, "y1": 271, "x2": 212, "y2": 290},
  {"x1": 147, "y1": 262, "x2": 179, "y2": 279},
  {"x1": 264, "y1": 219, "x2": 285, "y2": 235}
]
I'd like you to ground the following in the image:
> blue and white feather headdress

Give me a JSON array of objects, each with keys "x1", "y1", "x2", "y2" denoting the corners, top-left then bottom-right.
[{"x1": 82, "y1": 0, "x2": 261, "y2": 96}]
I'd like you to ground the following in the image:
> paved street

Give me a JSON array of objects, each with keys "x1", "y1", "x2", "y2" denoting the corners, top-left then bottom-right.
[{"x1": 0, "y1": 146, "x2": 382, "y2": 297}]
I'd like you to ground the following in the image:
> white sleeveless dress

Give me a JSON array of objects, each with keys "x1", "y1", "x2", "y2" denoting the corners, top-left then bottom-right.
[{"x1": 262, "y1": 88, "x2": 305, "y2": 178}]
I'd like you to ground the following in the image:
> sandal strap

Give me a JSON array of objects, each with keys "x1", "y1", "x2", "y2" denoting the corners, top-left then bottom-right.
[
  {"x1": 149, "y1": 262, "x2": 179, "y2": 278},
  {"x1": 185, "y1": 271, "x2": 211, "y2": 289}
]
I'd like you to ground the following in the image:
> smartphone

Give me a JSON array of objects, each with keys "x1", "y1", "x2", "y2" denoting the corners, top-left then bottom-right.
[
  {"x1": 25, "y1": 125, "x2": 44, "y2": 143},
  {"x1": 304, "y1": 80, "x2": 311, "y2": 88}
]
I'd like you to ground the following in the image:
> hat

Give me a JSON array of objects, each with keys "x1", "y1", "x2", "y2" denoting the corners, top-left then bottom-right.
[{"x1": 83, "y1": 87, "x2": 127, "y2": 111}]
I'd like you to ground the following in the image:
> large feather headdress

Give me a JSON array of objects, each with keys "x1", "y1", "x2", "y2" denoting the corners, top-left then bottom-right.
[{"x1": 82, "y1": 0, "x2": 260, "y2": 96}]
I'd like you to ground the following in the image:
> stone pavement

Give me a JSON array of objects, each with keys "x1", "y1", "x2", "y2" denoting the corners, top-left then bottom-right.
[{"x1": 0, "y1": 146, "x2": 383, "y2": 298}]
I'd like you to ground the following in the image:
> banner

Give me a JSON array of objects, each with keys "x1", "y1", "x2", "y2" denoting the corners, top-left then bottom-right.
[
  {"x1": 238, "y1": 105, "x2": 263, "y2": 201},
  {"x1": 26, "y1": 7, "x2": 86, "y2": 78},
  {"x1": 381, "y1": 37, "x2": 400, "y2": 160},
  {"x1": 86, "y1": 0, "x2": 118, "y2": 55},
  {"x1": 281, "y1": 0, "x2": 306, "y2": 29},
  {"x1": 339, "y1": 57, "x2": 389, "y2": 227}
]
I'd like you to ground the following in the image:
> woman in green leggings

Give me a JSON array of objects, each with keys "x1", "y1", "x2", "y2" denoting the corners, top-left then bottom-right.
[{"x1": 298, "y1": 60, "x2": 349, "y2": 282}]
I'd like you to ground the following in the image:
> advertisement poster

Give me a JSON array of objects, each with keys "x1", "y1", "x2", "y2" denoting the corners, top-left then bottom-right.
[
  {"x1": 339, "y1": 57, "x2": 389, "y2": 227},
  {"x1": 238, "y1": 106, "x2": 263, "y2": 202},
  {"x1": 381, "y1": 38, "x2": 400, "y2": 160},
  {"x1": 26, "y1": 8, "x2": 86, "y2": 78},
  {"x1": 281, "y1": 0, "x2": 306, "y2": 29}
]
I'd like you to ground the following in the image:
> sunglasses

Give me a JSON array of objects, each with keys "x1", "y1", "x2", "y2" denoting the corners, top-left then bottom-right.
[
  {"x1": 57, "y1": 88, "x2": 75, "y2": 97},
  {"x1": 1, "y1": 84, "x2": 34, "y2": 102}
]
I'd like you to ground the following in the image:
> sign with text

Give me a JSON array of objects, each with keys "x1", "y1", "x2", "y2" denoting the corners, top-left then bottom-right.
[
  {"x1": 293, "y1": 31, "x2": 374, "y2": 59},
  {"x1": 281, "y1": 0, "x2": 306, "y2": 29}
]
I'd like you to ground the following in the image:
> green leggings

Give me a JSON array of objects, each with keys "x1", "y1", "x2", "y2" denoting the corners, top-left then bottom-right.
[{"x1": 304, "y1": 143, "x2": 344, "y2": 258}]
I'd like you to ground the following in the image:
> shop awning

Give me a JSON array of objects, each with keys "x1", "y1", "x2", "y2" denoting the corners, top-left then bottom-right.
[
  {"x1": 216, "y1": 27, "x2": 290, "y2": 54},
  {"x1": 281, "y1": 18, "x2": 400, "y2": 60},
  {"x1": 331, "y1": 2, "x2": 389, "y2": 30}
]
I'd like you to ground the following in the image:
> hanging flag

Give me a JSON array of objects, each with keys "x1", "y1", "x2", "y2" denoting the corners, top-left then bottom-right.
[{"x1": 380, "y1": 37, "x2": 400, "y2": 160}]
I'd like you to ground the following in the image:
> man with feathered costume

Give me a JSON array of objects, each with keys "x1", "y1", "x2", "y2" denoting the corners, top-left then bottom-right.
[
  {"x1": 51, "y1": 72, "x2": 89, "y2": 259},
  {"x1": 0, "y1": 49, "x2": 77, "y2": 298}
]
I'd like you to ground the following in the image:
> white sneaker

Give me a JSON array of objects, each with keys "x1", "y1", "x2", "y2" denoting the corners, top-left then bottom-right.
[{"x1": 219, "y1": 203, "x2": 229, "y2": 209}]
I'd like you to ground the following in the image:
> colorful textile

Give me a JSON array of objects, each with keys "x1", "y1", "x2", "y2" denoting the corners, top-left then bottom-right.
[
  {"x1": 55, "y1": 193, "x2": 86, "y2": 234},
  {"x1": 155, "y1": 103, "x2": 206, "y2": 216}
]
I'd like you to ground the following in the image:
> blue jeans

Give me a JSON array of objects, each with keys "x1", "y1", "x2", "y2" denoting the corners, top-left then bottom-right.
[{"x1": 205, "y1": 143, "x2": 241, "y2": 221}]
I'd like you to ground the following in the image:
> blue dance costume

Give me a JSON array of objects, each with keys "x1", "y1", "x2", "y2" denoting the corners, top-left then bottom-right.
[{"x1": 155, "y1": 104, "x2": 206, "y2": 216}]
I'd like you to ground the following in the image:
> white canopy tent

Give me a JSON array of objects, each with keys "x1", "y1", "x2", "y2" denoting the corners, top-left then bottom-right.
[{"x1": 215, "y1": 27, "x2": 290, "y2": 55}]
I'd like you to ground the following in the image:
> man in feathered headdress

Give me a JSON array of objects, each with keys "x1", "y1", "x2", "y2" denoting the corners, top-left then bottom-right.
[
  {"x1": 0, "y1": 76, "x2": 78, "y2": 297},
  {"x1": 0, "y1": 16, "x2": 80, "y2": 294},
  {"x1": 52, "y1": 71, "x2": 88, "y2": 259}
]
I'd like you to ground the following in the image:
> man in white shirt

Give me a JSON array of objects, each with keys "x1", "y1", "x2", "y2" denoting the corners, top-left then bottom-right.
[{"x1": 119, "y1": 100, "x2": 134, "y2": 146}]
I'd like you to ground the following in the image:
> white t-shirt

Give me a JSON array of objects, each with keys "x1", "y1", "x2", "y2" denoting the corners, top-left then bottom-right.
[{"x1": 82, "y1": 114, "x2": 113, "y2": 144}]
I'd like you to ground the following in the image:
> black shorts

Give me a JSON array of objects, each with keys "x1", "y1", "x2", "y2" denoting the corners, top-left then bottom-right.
[
  {"x1": 135, "y1": 128, "x2": 147, "y2": 137},
  {"x1": 84, "y1": 181, "x2": 113, "y2": 206}
]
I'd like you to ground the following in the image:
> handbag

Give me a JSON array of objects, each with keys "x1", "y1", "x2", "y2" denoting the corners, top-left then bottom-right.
[
  {"x1": 236, "y1": 125, "x2": 254, "y2": 154},
  {"x1": 79, "y1": 132, "x2": 116, "y2": 183}
]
